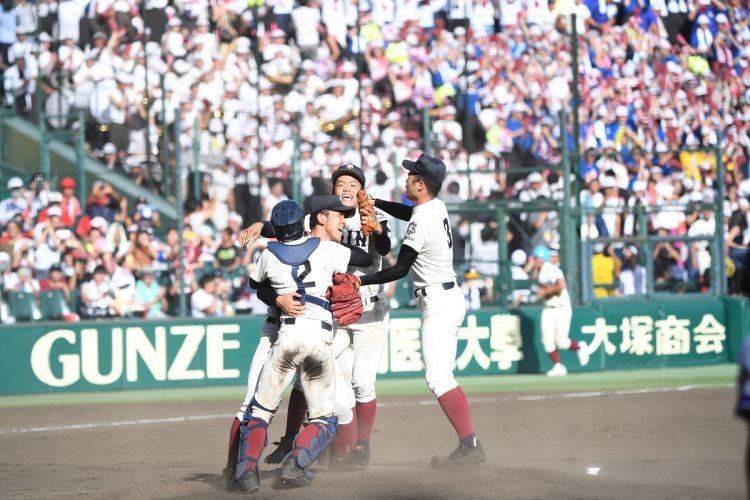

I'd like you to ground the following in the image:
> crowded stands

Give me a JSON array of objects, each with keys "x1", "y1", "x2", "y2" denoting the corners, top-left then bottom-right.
[{"x1": 1, "y1": 0, "x2": 750, "y2": 322}]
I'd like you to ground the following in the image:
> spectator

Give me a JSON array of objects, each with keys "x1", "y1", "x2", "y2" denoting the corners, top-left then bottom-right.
[
  {"x1": 59, "y1": 177, "x2": 81, "y2": 227},
  {"x1": 3, "y1": 265, "x2": 40, "y2": 298},
  {"x1": 618, "y1": 246, "x2": 647, "y2": 296},
  {"x1": 80, "y1": 265, "x2": 115, "y2": 318},
  {"x1": 40, "y1": 264, "x2": 72, "y2": 303},
  {"x1": 728, "y1": 197, "x2": 750, "y2": 288},
  {"x1": 0, "y1": 177, "x2": 28, "y2": 226},
  {"x1": 215, "y1": 228, "x2": 240, "y2": 270},
  {"x1": 135, "y1": 267, "x2": 167, "y2": 318},
  {"x1": 653, "y1": 227, "x2": 687, "y2": 285},
  {"x1": 591, "y1": 242, "x2": 620, "y2": 297},
  {"x1": 191, "y1": 273, "x2": 229, "y2": 318}
]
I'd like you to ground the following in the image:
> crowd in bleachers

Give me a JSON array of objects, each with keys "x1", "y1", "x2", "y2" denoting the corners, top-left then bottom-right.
[{"x1": 1, "y1": 0, "x2": 750, "y2": 322}]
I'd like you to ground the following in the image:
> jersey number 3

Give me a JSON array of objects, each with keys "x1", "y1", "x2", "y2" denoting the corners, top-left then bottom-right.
[{"x1": 443, "y1": 218, "x2": 453, "y2": 249}]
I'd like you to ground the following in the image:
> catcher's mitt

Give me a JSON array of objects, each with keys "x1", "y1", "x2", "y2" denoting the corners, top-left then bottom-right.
[
  {"x1": 357, "y1": 189, "x2": 378, "y2": 236},
  {"x1": 328, "y1": 273, "x2": 362, "y2": 326}
]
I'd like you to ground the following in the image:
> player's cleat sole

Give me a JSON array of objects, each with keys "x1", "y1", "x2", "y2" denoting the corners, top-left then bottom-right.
[
  {"x1": 279, "y1": 457, "x2": 314, "y2": 487},
  {"x1": 343, "y1": 442, "x2": 370, "y2": 470},
  {"x1": 265, "y1": 436, "x2": 294, "y2": 465},
  {"x1": 431, "y1": 443, "x2": 487, "y2": 469},
  {"x1": 577, "y1": 341, "x2": 590, "y2": 367},
  {"x1": 236, "y1": 468, "x2": 260, "y2": 493}
]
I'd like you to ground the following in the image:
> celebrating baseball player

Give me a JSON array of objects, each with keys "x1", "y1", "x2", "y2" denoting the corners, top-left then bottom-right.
[
  {"x1": 264, "y1": 163, "x2": 392, "y2": 469},
  {"x1": 343, "y1": 153, "x2": 486, "y2": 467},
  {"x1": 531, "y1": 245, "x2": 589, "y2": 377},
  {"x1": 227, "y1": 197, "x2": 371, "y2": 492}
]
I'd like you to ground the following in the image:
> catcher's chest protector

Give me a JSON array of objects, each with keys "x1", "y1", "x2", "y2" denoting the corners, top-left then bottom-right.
[{"x1": 267, "y1": 238, "x2": 328, "y2": 309}]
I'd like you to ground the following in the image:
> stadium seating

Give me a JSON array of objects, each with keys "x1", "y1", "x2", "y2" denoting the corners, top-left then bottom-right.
[
  {"x1": 39, "y1": 290, "x2": 70, "y2": 320},
  {"x1": 7, "y1": 292, "x2": 42, "y2": 322}
]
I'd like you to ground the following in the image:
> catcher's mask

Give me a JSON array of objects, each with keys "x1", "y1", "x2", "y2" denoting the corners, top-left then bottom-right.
[{"x1": 271, "y1": 200, "x2": 306, "y2": 242}]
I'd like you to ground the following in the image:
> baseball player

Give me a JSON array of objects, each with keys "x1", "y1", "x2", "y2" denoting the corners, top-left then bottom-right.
[
  {"x1": 227, "y1": 197, "x2": 371, "y2": 492},
  {"x1": 243, "y1": 164, "x2": 392, "y2": 469},
  {"x1": 531, "y1": 245, "x2": 589, "y2": 377},
  {"x1": 349, "y1": 153, "x2": 486, "y2": 467}
]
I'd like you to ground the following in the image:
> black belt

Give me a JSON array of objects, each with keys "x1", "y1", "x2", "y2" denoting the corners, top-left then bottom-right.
[
  {"x1": 414, "y1": 282, "x2": 455, "y2": 298},
  {"x1": 266, "y1": 316, "x2": 279, "y2": 325},
  {"x1": 280, "y1": 317, "x2": 333, "y2": 331},
  {"x1": 367, "y1": 295, "x2": 380, "y2": 303}
]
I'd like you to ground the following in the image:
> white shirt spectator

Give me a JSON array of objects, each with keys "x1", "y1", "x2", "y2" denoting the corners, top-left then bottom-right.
[
  {"x1": 81, "y1": 278, "x2": 115, "y2": 311},
  {"x1": 191, "y1": 287, "x2": 218, "y2": 317},
  {"x1": 291, "y1": 4, "x2": 321, "y2": 48}
]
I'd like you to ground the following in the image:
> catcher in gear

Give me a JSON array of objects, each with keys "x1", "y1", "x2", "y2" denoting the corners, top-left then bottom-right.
[
  {"x1": 229, "y1": 198, "x2": 373, "y2": 493},
  {"x1": 223, "y1": 196, "x2": 372, "y2": 490},
  {"x1": 260, "y1": 163, "x2": 392, "y2": 469}
]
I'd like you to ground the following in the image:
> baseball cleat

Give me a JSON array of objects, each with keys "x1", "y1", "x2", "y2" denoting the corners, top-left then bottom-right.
[
  {"x1": 265, "y1": 435, "x2": 294, "y2": 465},
  {"x1": 344, "y1": 442, "x2": 370, "y2": 469},
  {"x1": 577, "y1": 341, "x2": 590, "y2": 367},
  {"x1": 431, "y1": 442, "x2": 487, "y2": 468},
  {"x1": 236, "y1": 467, "x2": 260, "y2": 493},
  {"x1": 279, "y1": 456, "x2": 315, "y2": 487},
  {"x1": 546, "y1": 363, "x2": 568, "y2": 377}
]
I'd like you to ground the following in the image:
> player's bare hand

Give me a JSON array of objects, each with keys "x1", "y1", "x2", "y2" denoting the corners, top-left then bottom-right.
[
  {"x1": 237, "y1": 222, "x2": 264, "y2": 248},
  {"x1": 276, "y1": 292, "x2": 305, "y2": 316}
]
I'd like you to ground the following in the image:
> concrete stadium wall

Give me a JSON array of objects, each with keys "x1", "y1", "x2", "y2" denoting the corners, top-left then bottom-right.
[{"x1": 0, "y1": 297, "x2": 745, "y2": 395}]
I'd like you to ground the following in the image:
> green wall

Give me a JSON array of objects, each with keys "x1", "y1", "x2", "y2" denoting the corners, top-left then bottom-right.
[{"x1": 0, "y1": 297, "x2": 742, "y2": 395}]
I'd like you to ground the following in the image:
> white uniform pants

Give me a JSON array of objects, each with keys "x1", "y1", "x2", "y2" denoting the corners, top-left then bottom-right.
[
  {"x1": 251, "y1": 319, "x2": 336, "y2": 424},
  {"x1": 335, "y1": 299, "x2": 389, "y2": 404},
  {"x1": 540, "y1": 306, "x2": 573, "y2": 353},
  {"x1": 418, "y1": 286, "x2": 466, "y2": 398},
  {"x1": 236, "y1": 318, "x2": 279, "y2": 421}
]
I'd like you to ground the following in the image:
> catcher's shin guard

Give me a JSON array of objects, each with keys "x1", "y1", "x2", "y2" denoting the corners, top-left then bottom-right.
[
  {"x1": 235, "y1": 418, "x2": 268, "y2": 483},
  {"x1": 290, "y1": 416, "x2": 338, "y2": 469}
]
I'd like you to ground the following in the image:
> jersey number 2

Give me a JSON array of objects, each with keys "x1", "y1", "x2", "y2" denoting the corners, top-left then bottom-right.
[{"x1": 443, "y1": 218, "x2": 453, "y2": 249}]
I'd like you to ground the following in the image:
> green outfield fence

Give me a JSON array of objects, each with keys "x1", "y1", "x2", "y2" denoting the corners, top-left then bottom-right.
[{"x1": 0, "y1": 296, "x2": 746, "y2": 395}]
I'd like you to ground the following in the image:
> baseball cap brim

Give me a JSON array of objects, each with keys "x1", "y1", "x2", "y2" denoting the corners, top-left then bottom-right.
[
  {"x1": 310, "y1": 195, "x2": 356, "y2": 218},
  {"x1": 401, "y1": 158, "x2": 418, "y2": 173},
  {"x1": 325, "y1": 203, "x2": 355, "y2": 218}
]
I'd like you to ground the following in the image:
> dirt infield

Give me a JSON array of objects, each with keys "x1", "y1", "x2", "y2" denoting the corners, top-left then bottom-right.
[{"x1": 0, "y1": 387, "x2": 744, "y2": 499}]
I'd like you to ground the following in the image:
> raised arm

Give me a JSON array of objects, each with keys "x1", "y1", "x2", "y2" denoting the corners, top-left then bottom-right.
[
  {"x1": 359, "y1": 245, "x2": 418, "y2": 286},
  {"x1": 374, "y1": 199, "x2": 414, "y2": 221}
]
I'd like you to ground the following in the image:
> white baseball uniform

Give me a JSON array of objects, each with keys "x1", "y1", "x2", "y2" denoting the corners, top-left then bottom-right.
[
  {"x1": 247, "y1": 237, "x2": 350, "y2": 423},
  {"x1": 538, "y1": 261, "x2": 573, "y2": 353},
  {"x1": 402, "y1": 198, "x2": 466, "y2": 398},
  {"x1": 335, "y1": 207, "x2": 390, "y2": 405}
]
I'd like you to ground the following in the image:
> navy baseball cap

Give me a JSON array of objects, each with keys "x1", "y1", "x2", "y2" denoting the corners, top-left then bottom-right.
[
  {"x1": 402, "y1": 154, "x2": 447, "y2": 184},
  {"x1": 309, "y1": 195, "x2": 355, "y2": 218},
  {"x1": 332, "y1": 163, "x2": 366, "y2": 187}
]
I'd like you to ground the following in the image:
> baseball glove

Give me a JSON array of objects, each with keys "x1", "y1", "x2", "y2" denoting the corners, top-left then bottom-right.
[
  {"x1": 328, "y1": 273, "x2": 362, "y2": 326},
  {"x1": 357, "y1": 189, "x2": 378, "y2": 236}
]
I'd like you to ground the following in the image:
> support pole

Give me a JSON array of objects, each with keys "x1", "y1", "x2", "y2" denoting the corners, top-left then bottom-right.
[
  {"x1": 714, "y1": 137, "x2": 726, "y2": 295},
  {"x1": 570, "y1": 13, "x2": 580, "y2": 180},
  {"x1": 76, "y1": 111, "x2": 86, "y2": 203},
  {"x1": 192, "y1": 118, "x2": 201, "y2": 201},
  {"x1": 161, "y1": 73, "x2": 170, "y2": 198},
  {"x1": 560, "y1": 108, "x2": 578, "y2": 304},
  {"x1": 174, "y1": 108, "x2": 187, "y2": 317}
]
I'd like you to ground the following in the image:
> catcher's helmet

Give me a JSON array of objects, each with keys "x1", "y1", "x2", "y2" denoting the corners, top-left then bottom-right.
[{"x1": 271, "y1": 200, "x2": 305, "y2": 242}]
